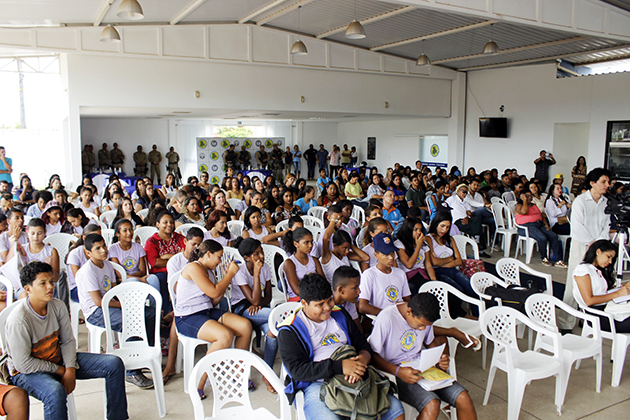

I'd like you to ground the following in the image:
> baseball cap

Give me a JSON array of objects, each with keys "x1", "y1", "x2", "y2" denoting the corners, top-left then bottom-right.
[
  {"x1": 373, "y1": 232, "x2": 398, "y2": 255},
  {"x1": 555, "y1": 173, "x2": 564, "y2": 179}
]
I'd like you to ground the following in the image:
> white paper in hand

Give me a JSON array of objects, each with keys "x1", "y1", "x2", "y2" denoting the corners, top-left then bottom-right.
[{"x1": 402, "y1": 343, "x2": 446, "y2": 373}]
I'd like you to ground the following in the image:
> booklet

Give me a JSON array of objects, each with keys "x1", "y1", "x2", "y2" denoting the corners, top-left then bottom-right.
[{"x1": 400, "y1": 344, "x2": 455, "y2": 391}]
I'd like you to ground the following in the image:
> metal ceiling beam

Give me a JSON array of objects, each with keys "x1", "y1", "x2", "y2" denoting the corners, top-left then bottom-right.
[
  {"x1": 93, "y1": 0, "x2": 116, "y2": 27},
  {"x1": 170, "y1": 0, "x2": 208, "y2": 25},
  {"x1": 370, "y1": 19, "x2": 496, "y2": 51},
  {"x1": 316, "y1": 5, "x2": 414, "y2": 39},
  {"x1": 434, "y1": 36, "x2": 589, "y2": 64},
  {"x1": 256, "y1": 0, "x2": 317, "y2": 26},
  {"x1": 238, "y1": 0, "x2": 290, "y2": 24},
  {"x1": 574, "y1": 52, "x2": 630, "y2": 66},
  {"x1": 458, "y1": 43, "x2": 630, "y2": 71}
]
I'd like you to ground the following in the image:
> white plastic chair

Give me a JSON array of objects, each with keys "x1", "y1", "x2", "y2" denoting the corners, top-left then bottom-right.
[
  {"x1": 453, "y1": 234, "x2": 480, "y2": 260},
  {"x1": 45, "y1": 233, "x2": 77, "y2": 273},
  {"x1": 275, "y1": 219, "x2": 289, "y2": 232},
  {"x1": 227, "y1": 198, "x2": 242, "y2": 210},
  {"x1": 188, "y1": 349, "x2": 290, "y2": 420},
  {"x1": 480, "y1": 306, "x2": 566, "y2": 419},
  {"x1": 84, "y1": 211, "x2": 99, "y2": 221},
  {"x1": 525, "y1": 294, "x2": 603, "y2": 393},
  {"x1": 502, "y1": 191, "x2": 515, "y2": 203},
  {"x1": 278, "y1": 261, "x2": 290, "y2": 303},
  {"x1": 70, "y1": 298, "x2": 82, "y2": 349},
  {"x1": 165, "y1": 191, "x2": 177, "y2": 200},
  {"x1": 268, "y1": 302, "x2": 301, "y2": 336},
  {"x1": 101, "y1": 228, "x2": 115, "y2": 247},
  {"x1": 0, "y1": 275, "x2": 14, "y2": 307},
  {"x1": 305, "y1": 225, "x2": 323, "y2": 244},
  {"x1": 495, "y1": 257, "x2": 553, "y2": 295},
  {"x1": 0, "y1": 302, "x2": 18, "y2": 351},
  {"x1": 574, "y1": 291, "x2": 630, "y2": 387},
  {"x1": 261, "y1": 244, "x2": 288, "y2": 307},
  {"x1": 137, "y1": 208, "x2": 149, "y2": 220},
  {"x1": 168, "y1": 272, "x2": 210, "y2": 394},
  {"x1": 490, "y1": 202, "x2": 517, "y2": 257},
  {"x1": 490, "y1": 197, "x2": 505, "y2": 205},
  {"x1": 512, "y1": 219, "x2": 538, "y2": 264},
  {"x1": 301, "y1": 215, "x2": 325, "y2": 229},
  {"x1": 133, "y1": 226, "x2": 158, "y2": 246},
  {"x1": 99, "y1": 210, "x2": 117, "y2": 225},
  {"x1": 102, "y1": 282, "x2": 166, "y2": 418},
  {"x1": 227, "y1": 220, "x2": 245, "y2": 238},
  {"x1": 307, "y1": 206, "x2": 327, "y2": 222},
  {"x1": 351, "y1": 205, "x2": 365, "y2": 226},
  {"x1": 112, "y1": 262, "x2": 127, "y2": 283},
  {"x1": 175, "y1": 223, "x2": 206, "y2": 236}
]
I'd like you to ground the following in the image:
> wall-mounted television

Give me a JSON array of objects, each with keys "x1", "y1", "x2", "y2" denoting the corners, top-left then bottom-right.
[{"x1": 479, "y1": 117, "x2": 508, "y2": 138}]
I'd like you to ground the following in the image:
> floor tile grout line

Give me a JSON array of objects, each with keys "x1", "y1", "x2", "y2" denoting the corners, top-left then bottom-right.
[{"x1": 577, "y1": 397, "x2": 630, "y2": 419}]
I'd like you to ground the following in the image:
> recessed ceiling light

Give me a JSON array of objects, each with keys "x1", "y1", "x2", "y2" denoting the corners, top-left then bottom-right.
[{"x1": 172, "y1": 111, "x2": 191, "y2": 114}]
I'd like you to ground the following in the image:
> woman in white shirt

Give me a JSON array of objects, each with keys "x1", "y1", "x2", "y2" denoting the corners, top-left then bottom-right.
[
  {"x1": 573, "y1": 240, "x2": 630, "y2": 332},
  {"x1": 545, "y1": 183, "x2": 571, "y2": 236}
]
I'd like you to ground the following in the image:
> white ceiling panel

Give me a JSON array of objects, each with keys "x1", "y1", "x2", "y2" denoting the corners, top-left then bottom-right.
[
  {"x1": 0, "y1": 0, "x2": 102, "y2": 25},
  {"x1": 181, "y1": 0, "x2": 273, "y2": 23}
]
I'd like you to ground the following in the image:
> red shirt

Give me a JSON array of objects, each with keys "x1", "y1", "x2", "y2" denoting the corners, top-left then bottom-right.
[
  {"x1": 144, "y1": 232, "x2": 185, "y2": 274},
  {"x1": 514, "y1": 203, "x2": 542, "y2": 225}
]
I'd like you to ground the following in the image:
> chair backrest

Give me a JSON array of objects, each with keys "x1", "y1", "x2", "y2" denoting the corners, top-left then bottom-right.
[
  {"x1": 92, "y1": 174, "x2": 108, "y2": 197},
  {"x1": 101, "y1": 228, "x2": 116, "y2": 247},
  {"x1": 278, "y1": 261, "x2": 290, "y2": 302},
  {"x1": 495, "y1": 257, "x2": 553, "y2": 295},
  {"x1": 165, "y1": 191, "x2": 177, "y2": 200},
  {"x1": 0, "y1": 301, "x2": 19, "y2": 352},
  {"x1": 490, "y1": 196, "x2": 504, "y2": 205},
  {"x1": 275, "y1": 219, "x2": 289, "y2": 232},
  {"x1": 418, "y1": 281, "x2": 456, "y2": 322},
  {"x1": 99, "y1": 210, "x2": 117, "y2": 225},
  {"x1": 301, "y1": 215, "x2": 324, "y2": 229},
  {"x1": 137, "y1": 208, "x2": 149, "y2": 220},
  {"x1": 491, "y1": 202, "x2": 508, "y2": 230},
  {"x1": 268, "y1": 302, "x2": 301, "y2": 336},
  {"x1": 502, "y1": 191, "x2": 515, "y2": 203},
  {"x1": 307, "y1": 206, "x2": 327, "y2": 222},
  {"x1": 261, "y1": 244, "x2": 288, "y2": 287},
  {"x1": 102, "y1": 282, "x2": 162, "y2": 353},
  {"x1": 188, "y1": 349, "x2": 290, "y2": 420},
  {"x1": 0, "y1": 275, "x2": 14, "y2": 306},
  {"x1": 452, "y1": 235, "x2": 479, "y2": 260},
  {"x1": 45, "y1": 233, "x2": 77, "y2": 272},
  {"x1": 168, "y1": 271, "x2": 181, "y2": 306},
  {"x1": 112, "y1": 262, "x2": 127, "y2": 283},
  {"x1": 216, "y1": 247, "x2": 244, "y2": 283},
  {"x1": 425, "y1": 196, "x2": 433, "y2": 216},
  {"x1": 470, "y1": 272, "x2": 508, "y2": 303},
  {"x1": 226, "y1": 198, "x2": 242, "y2": 210},
  {"x1": 133, "y1": 226, "x2": 158, "y2": 246},
  {"x1": 175, "y1": 223, "x2": 202, "y2": 236},
  {"x1": 507, "y1": 200, "x2": 517, "y2": 214},
  {"x1": 351, "y1": 205, "x2": 365, "y2": 226},
  {"x1": 227, "y1": 220, "x2": 244, "y2": 238},
  {"x1": 355, "y1": 228, "x2": 365, "y2": 248},
  {"x1": 84, "y1": 211, "x2": 98, "y2": 221},
  {"x1": 305, "y1": 225, "x2": 323, "y2": 243}
]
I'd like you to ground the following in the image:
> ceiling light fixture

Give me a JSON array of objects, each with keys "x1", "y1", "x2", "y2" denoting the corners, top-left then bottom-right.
[
  {"x1": 291, "y1": 6, "x2": 308, "y2": 55},
  {"x1": 345, "y1": 0, "x2": 366, "y2": 39},
  {"x1": 415, "y1": 39, "x2": 431, "y2": 66},
  {"x1": 117, "y1": 0, "x2": 144, "y2": 20},
  {"x1": 100, "y1": 25, "x2": 121, "y2": 43},
  {"x1": 483, "y1": 23, "x2": 500, "y2": 55}
]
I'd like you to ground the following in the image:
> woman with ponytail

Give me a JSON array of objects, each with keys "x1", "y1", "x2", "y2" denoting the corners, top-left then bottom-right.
[
  {"x1": 282, "y1": 227, "x2": 325, "y2": 302},
  {"x1": 176, "y1": 240, "x2": 253, "y2": 397}
]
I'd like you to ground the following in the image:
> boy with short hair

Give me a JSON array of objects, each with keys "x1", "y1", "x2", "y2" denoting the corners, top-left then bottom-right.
[
  {"x1": 5, "y1": 261, "x2": 128, "y2": 420},
  {"x1": 358, "y1": 233, "x2": 411, "y2": 316},
  {"x1": 76, "y1": 233, "x2": 155, "y2": 389},
  {"x1": 317, "y1": 168, "x2": 331, "y2": 194},
  {"x1": 332, "y1": 266, "x2": 361, "y2": 331},
  {"x1": 369, "y1": 293, "x2": 478, "y2": 420},
  {"x1": 278, "y1": 273, "x2": 404, "y2": 420}
]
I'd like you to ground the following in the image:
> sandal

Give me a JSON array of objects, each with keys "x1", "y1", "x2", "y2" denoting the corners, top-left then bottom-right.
[
  {"x1": 462, "y1": 333, "x2": 482, "y2": 351},
  {"x1": 162, "y1": 372, "x2": 176, "y2": 385},
  {"x1": 197, "y1": 388, "x2": 206, "y2": 400},
  {"x1": 262, "y1": 377, "x2": 277, "y2": 394},
  {"x1": 248, "y1": 380, "x2": 256, "y2": 391}
]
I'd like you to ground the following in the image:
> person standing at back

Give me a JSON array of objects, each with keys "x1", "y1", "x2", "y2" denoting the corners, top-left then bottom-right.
[
  {"x1": 558, "y1": 168, "x2": 612, "y2": 332},
  {"x1": 98, "y1": 143, "x2": 111, "y2": 172},
  {"x1": 148, "y1": 144, "x2": 162, "y2": 185},
  {"x1": 533, "y1": 150, "x2": 556, "y2": 190},
  {"x1": 316, "y1": 144, "x2": 329, "y2": 177},
  {"x1": 303, "y1": 144, "x2": 317, "y2": 180},
  {"x1": 133, "y1": 145, "x2": 148, "y2": 177},
  {"x1": 110, "y1": 142, "x2": 125, "y2": 173},
  {"x1": 0, "y1": 146, "x2": 13, "y2": 192}
]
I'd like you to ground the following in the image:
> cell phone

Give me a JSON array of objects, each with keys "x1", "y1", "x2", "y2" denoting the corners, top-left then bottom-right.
[{"x1": 546, "y1": 153, "x2": 550, "y2": 157}]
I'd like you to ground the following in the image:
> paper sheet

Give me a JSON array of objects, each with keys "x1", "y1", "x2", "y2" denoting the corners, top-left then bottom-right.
[{"x1": 401, "y1": 343, "x2": 446, "y2": 373}]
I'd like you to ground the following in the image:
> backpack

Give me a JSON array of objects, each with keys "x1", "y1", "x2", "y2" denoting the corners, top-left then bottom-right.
[
  {"x1": 484, "y1": 284, "x2": 541, "y2": 314},
  {"x1": 320, "y1": 345, "x2": 394, "y2": 420}
]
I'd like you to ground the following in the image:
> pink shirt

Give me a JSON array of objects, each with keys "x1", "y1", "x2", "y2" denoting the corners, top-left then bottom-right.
[{"x1": 514, "y1": 203, "x2": 543, "y2": 225}]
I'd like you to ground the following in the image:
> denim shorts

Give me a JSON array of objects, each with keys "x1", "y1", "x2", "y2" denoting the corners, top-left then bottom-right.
[
  {"x1": 175, "y1": 308, "x2": 226, "y2": 338},
  {"x1": 396, "y1": 377, "x2": 466, "y2": 413}
]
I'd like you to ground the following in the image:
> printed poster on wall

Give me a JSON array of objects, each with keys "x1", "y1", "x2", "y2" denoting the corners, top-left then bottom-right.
[{"x1": 196, "y1": 137, "x2": 285, "y2": 184}]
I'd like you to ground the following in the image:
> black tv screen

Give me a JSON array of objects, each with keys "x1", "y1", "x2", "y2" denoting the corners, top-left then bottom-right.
[{"x1": 479, "y1": 117, "x2": 507, "y2": 138}]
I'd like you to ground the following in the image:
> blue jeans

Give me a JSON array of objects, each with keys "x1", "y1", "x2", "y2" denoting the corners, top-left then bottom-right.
[
  {"x1": 303, "y1": 381, "x2": 403, "y2": 420},
  {"x1": 127, "y1": 274, "x2": 160, "y2": 292},
  {"x1": 12, "y1": 352, "x2": 128, "y2": 420},
  {"x1": 87, "y1": 305, "x2": 155, "y2": 376},
  {"x1": 293, "y1": 160, "x2": 301, "y2": 175},
  {"x1": 518, "y1": 221, "x2": 563, "y2": 261},
  {"x1": 472, "y1": 207, "x2": 496, "y2": 241},
  {"x1": 153, "y1": 272, "x2": 172, "y2": 314},
  {"x1": 307, "y1": 161, "x2": 316, "y2": 179},
  {"x1": 232, "y1": 301, "x2": 277, "y2": 368}
]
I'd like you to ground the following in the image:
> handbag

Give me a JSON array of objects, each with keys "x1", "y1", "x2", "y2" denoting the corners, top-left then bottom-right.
[
  {"x1": 557, "y1": 216, "x2": 569, "y2": 225},
  {"x1": 0, "y1": 352, "x2": 12, "y2": 385},
  {"x1": 484, "y1": 284, "x2": 541, "y2": 314},
  {"x1": 459, "y1": 259, "x2": 485, "y2": 278}
]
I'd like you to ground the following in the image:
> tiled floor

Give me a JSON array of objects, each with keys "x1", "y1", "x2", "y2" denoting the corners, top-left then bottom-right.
[{"x1": 26, "y1": 243, "x2": 630, "y2": 420}]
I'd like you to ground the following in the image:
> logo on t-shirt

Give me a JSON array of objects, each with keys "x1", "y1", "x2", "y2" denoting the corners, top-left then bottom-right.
[
  {"x1": 400, "y1": 330, "x2": 416, "y2": 351},
  {"x1": 103, "y1": 275, "x2": 112, "y2": 291},
  {"x1": 385, "y1": 286, "x2": 400, "y2": 302},
  {"x1": 439, "y1": 252, "x2": 450, "y2": 258},
  {"x1": 122, "y1": 257, "x2": 135, "y2": 270},
  {"x1": 321, "y1": 333, "x2": 340, "y2": 346}
]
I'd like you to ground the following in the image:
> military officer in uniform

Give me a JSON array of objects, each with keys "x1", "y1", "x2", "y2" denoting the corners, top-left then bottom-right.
[
  {"x1": 165, "y1": 146, "x2": 180, "y2": 175},
  {"x1": 133, "y1": 145, "x2": 148, "y2": 177},
  {"x1": 82, "y1": 144, "x2": 96, "y2": 174},
  {"x1": 148, "y1": 144, "x2": 162, "y2": 184},
  {"x1": 223, "y1": 144, "x2": 238, "y2": 169},
  {"x1": 238, "y1": 145, "x2": 251, "y2": 170},
  {"x1": 98, "y1": 143, "x2": 111, "y2": 172},
  {"x1": 110, "y1": 142, "x2": 125, "y2": 173},
  {"x1": 255, "y1": 145, "x2": 269, "y2": 169}
]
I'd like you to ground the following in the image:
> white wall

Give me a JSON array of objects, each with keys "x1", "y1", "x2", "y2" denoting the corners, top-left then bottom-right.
[
  {"x1": 463, "y1": 63, "x2": 630, "y2": 177},
  {"x1": 553, "y1": 123, "x2": 590, "y2": 186}
]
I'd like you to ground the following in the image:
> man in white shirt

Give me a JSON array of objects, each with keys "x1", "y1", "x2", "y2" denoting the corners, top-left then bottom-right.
[
  {"x1": 465, "y1": 178, "x2": 496, "y2": 247},
  {"x1": 446, "y1": 184, "x2": 490, "y2": 258},
  {"x1": 558, "y1": 168, "x2": 612, "y2": 331}
]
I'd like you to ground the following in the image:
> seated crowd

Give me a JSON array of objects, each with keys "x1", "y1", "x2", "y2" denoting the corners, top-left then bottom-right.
[{"x1": 0, "y1": 155, "x2": 623, "y2": 420}]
